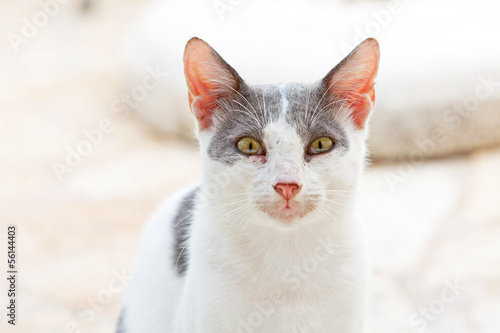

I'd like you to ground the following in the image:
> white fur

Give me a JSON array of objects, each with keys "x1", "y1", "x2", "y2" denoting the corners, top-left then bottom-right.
[
  {"x1": 123, "y1": 188, "x2": 192, "y2": 332},
  {"x1": 123, "y1": 112, "x2": 370, "y2": 332}
]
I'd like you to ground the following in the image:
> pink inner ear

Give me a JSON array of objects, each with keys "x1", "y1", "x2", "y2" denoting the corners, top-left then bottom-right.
[
  {"x1": 183, "y1": 39, "x2": 222, "y2": 129},
  {"x1": 190, "y1": 96, "x2": 212, "y2": 130},
  {"x1": 333, "y1": 67, "x2": 377, "y2": 128},
  {"x1": 185, "y1": 58, "x2": 219, "y2": 130},
  {"x1": 183, "y1": 38, "x2": 240, "y2": 130},
  {"x1": 328, "y1": 39, "x2": 380, "y2": 129},
  {"x1": 342, "y1": 76, "x2": 376, "y2": 128},
  {"x1": 185, "y1": 57, "x2": 221, "y2": 107},
  {"x1": 351, "y1": 92, "x2": 374, "y2": 128}
]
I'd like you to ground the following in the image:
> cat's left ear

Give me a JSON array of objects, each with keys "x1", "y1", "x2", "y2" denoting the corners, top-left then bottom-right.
[
  {"x1": 183, "y1": 37, "x2": 244, "y2": 130},
  {"x1": 323, "y1": 38, "x2": 380, "y2": 129}
]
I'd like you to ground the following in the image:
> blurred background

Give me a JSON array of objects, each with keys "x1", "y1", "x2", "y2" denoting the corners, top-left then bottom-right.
[{"x1": 1, "y1": 0, "x2": 499, "y2": 332}]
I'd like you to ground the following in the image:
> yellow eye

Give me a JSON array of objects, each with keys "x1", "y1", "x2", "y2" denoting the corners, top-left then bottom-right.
[
  {"x1": 236, "y1": 137, "x2": 263, "y2": 155},
  {"x1": 309, "y1": 137, "x2": 334, "y2": 155}
]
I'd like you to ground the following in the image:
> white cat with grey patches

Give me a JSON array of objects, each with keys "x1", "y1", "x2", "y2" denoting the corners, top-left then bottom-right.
[{"x1": 119, "y1": 37, "x2": 380, "y2": 333}]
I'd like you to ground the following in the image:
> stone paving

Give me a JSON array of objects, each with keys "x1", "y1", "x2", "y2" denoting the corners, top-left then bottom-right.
[{"x1": 1, "y1": 1, "x2": 499, "y2": 332}]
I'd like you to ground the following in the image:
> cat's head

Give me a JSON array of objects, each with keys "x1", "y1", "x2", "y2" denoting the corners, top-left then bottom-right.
[{"x1": 183, "y1": 37, "x2": 379, "y2": 226}]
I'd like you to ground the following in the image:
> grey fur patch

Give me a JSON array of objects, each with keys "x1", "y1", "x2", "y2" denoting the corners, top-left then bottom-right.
[
  {"x1": 207, "y1": 81, "x2": 350, "y2": 164},
  {"x1": 208, "y1": 83, "x2": 281, "y2": 164},
  {"x1": 283, "y1": 82, "x2": 350, "y2": 157},
  {"x1": 116, "y1": 308, "x2": 126, "y2": 333},
  {"x1": 173, "y1": 187, "x2": 199, "y2": 276}
]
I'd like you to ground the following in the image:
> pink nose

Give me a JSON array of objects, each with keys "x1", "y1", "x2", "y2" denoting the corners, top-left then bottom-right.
[{"x1": 274, "y1": 183, "x2": 301, "y2": 200}]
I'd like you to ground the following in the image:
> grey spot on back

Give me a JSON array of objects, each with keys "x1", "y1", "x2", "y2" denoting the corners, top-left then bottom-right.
[
  {"x1": 116, "y1": 308, "x2": 126, "y2": 333},
  {"x1": 173, "y1": 187, "x2": 199, "y2": 276}
]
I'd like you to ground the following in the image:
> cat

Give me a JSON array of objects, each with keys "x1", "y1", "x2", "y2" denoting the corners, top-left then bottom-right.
[{"x1": 118, "y1": 36, "x2": 379, "y2": 333}]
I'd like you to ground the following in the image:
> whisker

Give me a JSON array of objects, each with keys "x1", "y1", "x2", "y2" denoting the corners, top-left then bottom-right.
[
  {"x1": 208, "y1": 78, "x2": 261, "y2": 122},
  {"x1": 232, "y1": 101, "x2": 263, "y2": 128}
]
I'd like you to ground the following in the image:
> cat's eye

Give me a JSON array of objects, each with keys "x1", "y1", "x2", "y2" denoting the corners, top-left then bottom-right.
[
  {"x1": 308, "y1": 137, "x2": 335, "y2": 155},
  {"x1": 236, "y1": 137, "x2": 263, "y2": 155}
]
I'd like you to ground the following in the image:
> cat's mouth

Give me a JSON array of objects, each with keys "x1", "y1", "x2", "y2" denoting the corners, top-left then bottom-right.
[{"x1": 264, "y1": 198, "x2": 313, "y2": 222}]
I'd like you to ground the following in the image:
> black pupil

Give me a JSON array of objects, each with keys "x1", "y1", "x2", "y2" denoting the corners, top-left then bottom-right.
[
  {"x1": 318, "y1": 140, "x2": 323, "y2": 150},
  {"x1": 249, "y1": 141, "x2": 253, "y2": 151}
]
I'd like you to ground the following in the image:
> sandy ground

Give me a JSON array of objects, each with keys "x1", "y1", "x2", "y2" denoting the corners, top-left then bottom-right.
[{"x1": 0, "y1": 1, "x2": 499, "y2": 332}]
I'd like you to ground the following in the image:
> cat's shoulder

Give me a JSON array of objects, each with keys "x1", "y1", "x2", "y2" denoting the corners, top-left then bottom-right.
[
  {"x1": 140, "y1": 184, "x2": 200, "y2": 243},
  {"x1": 151, "y1": 184, "x2": 199, "y2": 221}
]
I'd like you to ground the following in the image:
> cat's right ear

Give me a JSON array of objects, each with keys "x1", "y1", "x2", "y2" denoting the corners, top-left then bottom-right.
[{"x1": 183, "y1": 37, "x2": 243, "y2": 130}]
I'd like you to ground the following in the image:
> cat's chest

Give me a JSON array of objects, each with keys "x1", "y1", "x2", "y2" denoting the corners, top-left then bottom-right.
[
  {"x1": 196, "y1": 232, "x2": 363, "y2": 305},
  {"x1": 196, "y1": 270, "x2": 362, "y2": 333},
  {"x1": 184, "y1": 214, "x2": 366, "y2": 332},
  {"x1": 229, "y1": 254, "x2": 358, "y2": 302}
]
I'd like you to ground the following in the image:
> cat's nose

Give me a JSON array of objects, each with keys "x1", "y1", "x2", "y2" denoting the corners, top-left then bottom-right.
[{"x1": 274, "y1": 183, "x2": 301, "y2": 200}]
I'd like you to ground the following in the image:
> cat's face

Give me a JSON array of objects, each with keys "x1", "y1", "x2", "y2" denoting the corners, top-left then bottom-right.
[{"x1": 184, "y1": 38, "x2": 379, "y2": 225}]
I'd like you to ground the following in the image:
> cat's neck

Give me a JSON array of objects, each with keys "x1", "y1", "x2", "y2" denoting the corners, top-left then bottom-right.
[{"x1": 193, "y1": 191, "x2": 362, "y2": 265}]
